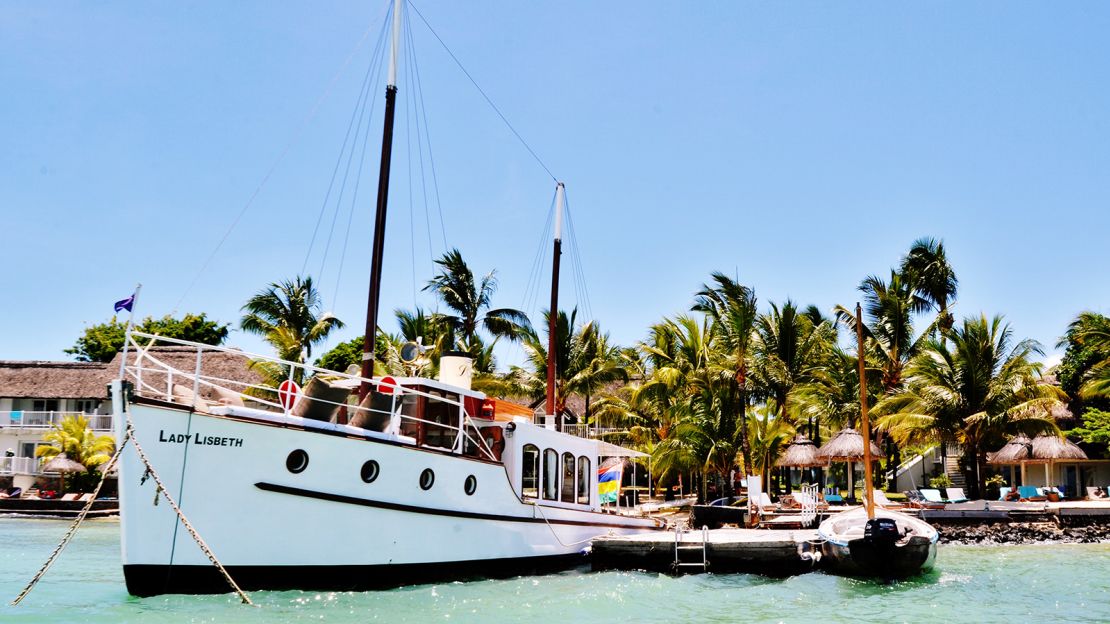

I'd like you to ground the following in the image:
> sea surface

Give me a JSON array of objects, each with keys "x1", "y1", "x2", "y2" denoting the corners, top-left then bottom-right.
[{"x1": 1, "y1": 517, "x2": 1108, "y2": 623}]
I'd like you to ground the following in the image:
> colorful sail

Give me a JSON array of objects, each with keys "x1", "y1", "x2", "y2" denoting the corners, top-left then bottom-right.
[{"x1": 598, "y1": 463, "x2": 622, "y2": 504}]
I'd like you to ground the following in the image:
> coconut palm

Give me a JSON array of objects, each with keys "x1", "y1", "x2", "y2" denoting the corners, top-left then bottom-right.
[
  {"x1": 241, "y1": 276, "x2": 344, "y2": 365},
  {"x1": 423, "y1": 249, "x2": 532, "y2": 360},
  {"x1": 692, "y1": 273, "x2": 759, "y2": 478},
  {"x1": 753, "y1": 300, "x2": 834, "y2": 422},
  {"x1": 875, "y1": 314, "x2": 1063, "y2": 498},
  {"x1": 901, "y1": 237, "x2": 958, "y2": 340},
  {"x1": 35, "y1": 414, "x2": 115, "y2": 472},
  {"x1": 835, "y1": 271, "x2": 934, "y2": 393},
  {"x1": 1058, "y1": 312, "x2": 1110, "y2": 399},
  {"x1": 748, "y1": 405, "x2": 795, "y2": 495},
  {"x1": 509, "y1": 309, "x2": 628, "y2": 428}
]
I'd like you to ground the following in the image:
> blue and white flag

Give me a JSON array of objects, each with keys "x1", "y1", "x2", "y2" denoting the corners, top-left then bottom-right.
[{"x1": 114, "y1": 294, "x2": 136, "y2": 313}]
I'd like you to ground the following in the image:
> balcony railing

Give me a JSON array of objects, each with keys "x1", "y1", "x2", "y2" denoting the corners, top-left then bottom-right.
[
  {"x1": 0, "y1": 456, "x2": 42, "y2": 475},
  {"x1": 0, "y1": 411, "x2": 114, "y2": 431}
]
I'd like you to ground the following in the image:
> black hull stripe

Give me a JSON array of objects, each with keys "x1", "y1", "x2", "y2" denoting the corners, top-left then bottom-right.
[
  {"x1": 124, "y1": 554, "x2": 586, "y2": 597},
  {"x1": 255, "y1": 481, "x2": 661, "y2": 530}
]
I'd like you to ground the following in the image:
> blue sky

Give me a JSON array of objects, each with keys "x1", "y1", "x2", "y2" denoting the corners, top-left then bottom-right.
[{"x1": 2, "y1": 1, "x2": 1108, "y2": 369}]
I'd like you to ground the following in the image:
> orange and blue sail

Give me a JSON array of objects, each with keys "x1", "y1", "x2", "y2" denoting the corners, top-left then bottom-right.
[{"x1": 597, "y1": 464, "x2": 622, "y2": 504}]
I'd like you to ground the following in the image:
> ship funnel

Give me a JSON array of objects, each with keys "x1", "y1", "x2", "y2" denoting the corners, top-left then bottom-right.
[{"x1": 438, "y1": 351, "x2": 474, "y2": 390}]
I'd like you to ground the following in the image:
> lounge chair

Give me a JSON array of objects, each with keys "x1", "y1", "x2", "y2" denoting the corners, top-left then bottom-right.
[
  {"x1": 1087, "y1": 486, "x2": 1110, "y2": 501},
  {"x1": 0, "y1": 487, "x2": 21, "y2": 499},
  {"x1": 78, "y1": 493, "x2": 94, "y2": 502},
  {"x1": 757, "y1": 492, "x2": 777, "y2": 513},
  {"x1": 920, "y1": 488, "x2": 950, "y2": 506},
  {"x1": 944, "y1": 487, "x2": 969, "y2": 503},
  {"x1": 823, "y1": 487, "x2": 845, "y2": 505},
  {"x1": 1018, "y1": 485, "x2": 1046, "y2": 502},
  {"x1": 60, "y1": 493, "x2": 80, "y2": 501},
  {"x1": 870, "y1": 490, "x2": 905, "y2": 510},
  {"x1": 999, "y1": 486, "x2": 1012, "y2": 501}
]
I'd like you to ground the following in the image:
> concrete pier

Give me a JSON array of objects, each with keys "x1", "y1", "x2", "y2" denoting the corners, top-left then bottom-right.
[{"x1": 592, "y1": 528, "x2": 822, "y2": 576}]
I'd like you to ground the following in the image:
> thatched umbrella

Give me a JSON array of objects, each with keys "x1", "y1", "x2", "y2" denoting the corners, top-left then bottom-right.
[
  {"x1": 776, "y1": 435, "x2": 828, "y2": 495},
  {"x1": 40, "y1": 454, "x2": 86, "y2": 474},
  {"x1": 816, "y1": 428, "x2": 881, "y2": 501}
]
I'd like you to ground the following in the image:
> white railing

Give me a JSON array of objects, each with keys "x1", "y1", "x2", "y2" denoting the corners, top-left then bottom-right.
[
  {"x1": 0, "y1": 411, "x2": 113, "y2": 431},
  {"x1": 122, "y1": 332, "x2": 499, "y2": 462},
  {"x1": 558, "y1": 424, "x2": 625, "y2": 440},
  {"x1": 0, "y1": 456, "x2": 42, "y2": 475}
]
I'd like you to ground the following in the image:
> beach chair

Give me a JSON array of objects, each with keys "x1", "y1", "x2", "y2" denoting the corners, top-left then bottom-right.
[
  {"x1": 920, "y1": 488, "x2": 949, "y2": 506},
  {"x1": 78, "y1": 493, "x2": 94, "y2": 502},
  {"x1": 866, "y1": 490, "x2": 905, "y2": 510},
  {"x1": 757, "y1": 492, "x2": 777, "y2": 513},
  {"x1": 998, "y1": 487, "x2": 1012, "y2": 501},
  {"x1": 944, "y1": 487, "x2": 969, "y2": 503},
  {"x1": 1018, "y1": 486, "x2": 1046, "y2": 502},
  {"x1": 823, "y1": 487, "x2": 845, "y2": 505},
  {"x1": 60, "y1": 493, "x2": 80, "y2": 501}
]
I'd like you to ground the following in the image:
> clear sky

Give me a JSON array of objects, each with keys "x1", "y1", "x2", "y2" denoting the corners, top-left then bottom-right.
[{"x1": 2, "y1": 1, "x2": 1108, "y2": 370}]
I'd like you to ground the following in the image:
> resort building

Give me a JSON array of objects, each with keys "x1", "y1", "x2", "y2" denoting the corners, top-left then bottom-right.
[{"x1": 0, "y1": 347, "x2": 262, "y2": 492}]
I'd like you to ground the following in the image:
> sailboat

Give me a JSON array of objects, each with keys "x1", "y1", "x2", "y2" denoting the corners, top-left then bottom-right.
[
  {"x1": 110, "y1": 0, "x2": 662, "y2": 597},
  {"x1": 817, "y1": 303, "x2": 938, "y2": 579}
]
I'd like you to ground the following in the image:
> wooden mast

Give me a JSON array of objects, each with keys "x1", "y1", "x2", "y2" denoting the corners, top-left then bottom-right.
[
  {"x1": 359, "y1": 0, "x2": 403, "y2": 400},
  {"x1": 856, "y1": 302, "x2": 876, "y2": 519},
  {"x1": 545, "y1": 182, "x2": 565, "y2": 429}
]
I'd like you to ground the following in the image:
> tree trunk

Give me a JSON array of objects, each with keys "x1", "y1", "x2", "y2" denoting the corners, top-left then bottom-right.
[{"x1": 737, "y1": 384, "x2": 752, "y2": 476}]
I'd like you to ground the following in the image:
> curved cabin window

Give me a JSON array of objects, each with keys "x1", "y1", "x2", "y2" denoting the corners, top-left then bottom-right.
[
  {"x1": 577, "y1": 456, "x2": 591, "y2": 505},
  {"x1": 543, "y1": 448, "x2": 558, "y2": 500},
  {"x1": 521, "y1": 444, "x2": 539, "y2": 498},
  {"x1": 561, "y1": 452, "x2": 576, "y2": 503}
]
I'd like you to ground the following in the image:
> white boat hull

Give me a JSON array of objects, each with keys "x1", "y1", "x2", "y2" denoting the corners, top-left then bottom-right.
[{"x1": 118, "y1": 398, "x2": 661, "y2": 595}]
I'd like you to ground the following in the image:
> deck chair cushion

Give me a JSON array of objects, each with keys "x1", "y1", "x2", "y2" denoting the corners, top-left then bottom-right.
[{"x1": 291, "y1": 376, "x2": 351, "y2": 422}]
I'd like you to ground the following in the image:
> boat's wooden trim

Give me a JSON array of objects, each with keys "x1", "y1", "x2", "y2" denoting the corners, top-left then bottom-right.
[
  {"x1": 130, "y1": 395, "x2": 503, "y2": 466},
  {"x1": 254, "y1": 481, "x2": 663, "y2": 530}
]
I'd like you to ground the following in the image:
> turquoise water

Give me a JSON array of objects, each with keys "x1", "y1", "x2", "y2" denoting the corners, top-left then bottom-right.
[{"x1": 2, "y1": 518, "x2": 1108, "y2": 623}]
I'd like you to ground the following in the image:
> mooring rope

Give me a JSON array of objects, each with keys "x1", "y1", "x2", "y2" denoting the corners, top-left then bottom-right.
[
  {"x1": 10, "y1": 436, "x2": 130, "y2": 606},
  {"x1": 10, "y1": 421, "x2": 254, "y2": 606},
  {"x1": 124, "y1": 420, "x2": 254, "y2": 605},
  {"x1": 528, "y1": 502, "x2": 609, "y2": 548}
]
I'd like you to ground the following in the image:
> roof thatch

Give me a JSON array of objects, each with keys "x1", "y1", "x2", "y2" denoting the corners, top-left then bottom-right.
[
  {"x1": 41, "y1": 454, "x2": 87, "y2": 474},
  {"x1": 0, "y1": 360, "x2": 114, "y2": 399},
  {"x1": 1050, "y1": 403, "x2": 1074, "y2": 421},
  {"x1": 776, "y1": 435, "x2": 828, "y2": 467},
  {"x1": 816, "y1": 428, "x2": 881, "y2": 462},
  {"x1": 987, "y1": 434, "x2": 1032, "y2": 465},
  {"x1": 111, "y1": 346, "x2": 265, "y2": 402},
  {"x1": 988, "y1": 433, "x2": 1087, "y2": 464}
]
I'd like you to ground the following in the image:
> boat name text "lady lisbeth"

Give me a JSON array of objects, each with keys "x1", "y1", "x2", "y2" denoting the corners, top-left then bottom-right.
[{"x1": 158, "y1": 430, "x2": 244, "y2": 447}]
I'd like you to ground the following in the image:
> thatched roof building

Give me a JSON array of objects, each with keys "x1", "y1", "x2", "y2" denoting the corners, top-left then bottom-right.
[
  {"x1": 109, "y1": 346, "x2": 265, "y2": 402},
  {"x1": 988, "y1": 433, "x2": 1087, "y2": 464},
  {"x1": 0, "y1": 361, "x2": 115, "y2": 399}
]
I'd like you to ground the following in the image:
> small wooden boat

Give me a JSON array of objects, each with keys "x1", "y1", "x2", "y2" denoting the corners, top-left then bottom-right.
[
  {"x1": 818, "y1": 507, "x2": 938, "y2": 578},
  {"x1": 817, "y1": 303, "x2": 939, "y2": 579}
]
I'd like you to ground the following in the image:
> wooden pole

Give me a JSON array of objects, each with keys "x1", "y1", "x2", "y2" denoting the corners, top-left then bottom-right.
[{"x1": 856, "y1": 303, "x2": 875, "y2": 519}]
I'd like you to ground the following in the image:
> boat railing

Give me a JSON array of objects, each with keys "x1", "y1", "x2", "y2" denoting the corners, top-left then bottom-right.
[{"x1": 121, "y1": 332, "x2": 498, "y2": 461}]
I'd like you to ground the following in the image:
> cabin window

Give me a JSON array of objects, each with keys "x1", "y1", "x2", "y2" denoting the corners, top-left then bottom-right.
[
  {"x1": 398, "y1": 393, "x2": 420, "y2": 439},
  {"x1": 543, "y1": 448, "x2": 558, "y2": 500},
  {"x1": 522, "y1": 444, "x2": 540, "y2": 498},
  {"x1": 577, "y1": 456, "x2": 591, "y2": 505},
  {"x1": 423, "y1": 390, "x2": 459, "y2": 450},
  {"x1": 561, "y1": 452, "x2": 576, "y2": 503}
]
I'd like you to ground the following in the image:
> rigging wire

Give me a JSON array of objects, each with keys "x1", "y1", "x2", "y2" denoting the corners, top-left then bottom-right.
[
  {"x1": 314, "y1": 20, "x2": 389, "y2": 285},
  {"x1": 172, "y1": 6, "x2": 387, "y2": 313},
  {"x1": 403, "y1": 7, "x2": 420, "y2": 308},
  {"x1": 405, "y1": 10, "x2": 444, "y2": 264},
  {"x1": 408, "y1": 24, "x2": 450, "y2": 253},
  {"x1": 407, "y1": 0, "x2": 558, "y2": 182},
  {"x1": 302, "y1": 13, "x2": 392, "y2": 277}
]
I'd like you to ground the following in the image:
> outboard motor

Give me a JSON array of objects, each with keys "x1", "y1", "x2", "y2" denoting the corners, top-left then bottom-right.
[{"x1": 864, "y1": 517, "x2": 900, "y2": 548}]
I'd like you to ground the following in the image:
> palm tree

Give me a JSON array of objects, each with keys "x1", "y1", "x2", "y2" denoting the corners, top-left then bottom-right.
[
  {"x1": 835, "y1": 271, "x2": 933, "y2": 393},
  {"x1": 36, "y1": 414, "x2": 115, "y2": 472},
  {"x1": 423, "y1": 249, "x2": 532, "y2": 360},
  {"x1": 241, "y1": 276, "x2": 344, "y2": 369},
  {"x1": 693, "y1": 273, "x2": 759, "y2": 478},
  {"x1": 753, "y1": 300, "x2": 834, "y2": 422},
  {"x1": 901, "y1": 237, "x2": 958, "y2": 342},
  {"x1": 875, "y1": 314, "x2": 1063, "y2": 498},
  {"x1": 509, "y1": 309, "x2": 628, "y2": 427},
  {"x1": 1058, "y1": 312, "x2": 1110, "y2": 399}
]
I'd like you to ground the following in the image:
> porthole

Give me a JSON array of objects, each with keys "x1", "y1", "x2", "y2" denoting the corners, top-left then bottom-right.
[
  {"x1": 464, "y1": 475, "x2": 477, "y2": 496},
  {"x1": 360, "y1": 460, "x2": 380, "y2": 483},
  {"x1": 286, "y1": 449, "x2": 309, "y2": 474},
  {"x1": 419, "y1": 468, "x2": 435, "y2": 490}
]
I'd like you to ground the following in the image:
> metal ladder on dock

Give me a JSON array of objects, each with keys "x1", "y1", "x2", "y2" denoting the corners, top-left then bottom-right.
[{"x1": 672, "y1": 525, "x2": 709, "y2": 573}]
